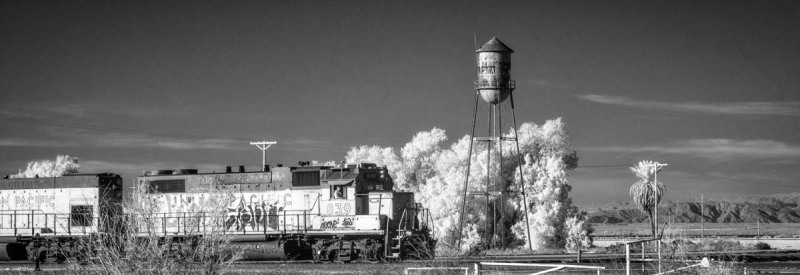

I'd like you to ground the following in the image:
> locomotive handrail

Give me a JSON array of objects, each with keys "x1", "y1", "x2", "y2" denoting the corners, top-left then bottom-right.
[
  {"x1": 311, "y1": 194, "x2": 321, "y2": 215},
  {"x1": 0, "y1": 211, "x2": 101, "y2": 237},
  {"x1": 399, "y1": 209, "x2": 408, "y2": 231}
]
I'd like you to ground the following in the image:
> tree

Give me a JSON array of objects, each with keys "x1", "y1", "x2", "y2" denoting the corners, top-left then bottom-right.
[
  {"x1": 629, "y1": 160, "x2": 667, "y2": 238},
  {"x1": 345, "y1": 118, "x2": 593, "y2": 252},
  {"x1": 508, "y1": 119, "x2": 592, "y2": 251},
  {"x1": 11, "y1": 155, "x2": 79, "y2": 178}
]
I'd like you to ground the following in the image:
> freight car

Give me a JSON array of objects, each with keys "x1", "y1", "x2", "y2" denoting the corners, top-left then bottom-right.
[
  {"x1": 0, "y1": 173, "x2": 123, "y2": 262},
  {"x1": 136, "y1": 163, "x2": 436, "y2": 262}
]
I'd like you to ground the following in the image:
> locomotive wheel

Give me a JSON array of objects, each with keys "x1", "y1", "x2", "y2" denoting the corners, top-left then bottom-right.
[
  {"x1": 37, "y1": 251, "x2": 47, "y2": 263},
  {"x1": 326, "y1": 250, "x2": 337, "y2": 263},
  {"x1": 56, "y1": 253, "x2": 67, "y2": 264}
]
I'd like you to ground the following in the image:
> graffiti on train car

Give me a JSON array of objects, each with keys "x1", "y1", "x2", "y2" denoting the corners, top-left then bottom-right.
[
  {"x1": 224, "y1": 196, "x2": 282, "y2": 231},
  {"x1": 192, "y1": 171, "x2": 289, "y2": 187},
  {"x1": 320, "y1": 217, "x2": 355, "y2": 229},
  {"x1": 157, "y1": 191, "x2": 322, "y2": 232},
  {"x1": 0, "y1": 194, "x2": 56, "y2": 209}
]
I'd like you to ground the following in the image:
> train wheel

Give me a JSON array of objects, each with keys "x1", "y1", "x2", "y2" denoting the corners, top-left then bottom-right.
[
  {"x1": 327, "y1": 250, "x2": 337, "y2": 263},
  {"x1": 56, "y1": 253, "x2": 67, "y2": 264},
  {"x1": 37, "y1": 251, "x2": 48, "y2": 264}
]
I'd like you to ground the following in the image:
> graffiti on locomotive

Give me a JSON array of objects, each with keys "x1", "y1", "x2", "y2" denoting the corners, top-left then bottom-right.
[
  {"x1": 1, "y1": 195, "x2": 55, "y2": 209},
  {"x1": 154, "y1": 189, "x2": 324, "y2": 232},
  {"x1": 319, "y1": 216, "x2": 354, "y2": 229}
]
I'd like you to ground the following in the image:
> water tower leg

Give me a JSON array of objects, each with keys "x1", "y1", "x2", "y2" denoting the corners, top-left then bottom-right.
[
  {"x1": 509, "y1": 91, "x2": 533, "y2": 250},
  {"x1": 457, "y1": 91, "x2": 481, "y2": 250}
]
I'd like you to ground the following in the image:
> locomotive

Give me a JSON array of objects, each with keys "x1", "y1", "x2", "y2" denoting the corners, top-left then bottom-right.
[
  {"x1": 0, "y1": 173, "x2": 123, "y2": 262},
  {"x1": 137, "y1": 163, "x2": 436, "y2": 262},
  {"x1": 0, "y1": 163, "x2": 435, "y2": 263}
]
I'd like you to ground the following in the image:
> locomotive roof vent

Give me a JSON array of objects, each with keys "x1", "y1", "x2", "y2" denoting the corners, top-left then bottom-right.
[
  {"x1": 172, "y1": 169, "x2": 198, "y2": 175},
  {"x1": 145, "y1": 170, "x2": 174, "y2": 176}
]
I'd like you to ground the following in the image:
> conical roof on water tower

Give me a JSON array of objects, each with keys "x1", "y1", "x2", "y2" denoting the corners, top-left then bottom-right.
[{"x1": 476, "y1": 37, "x2": 514, "y2": 53}]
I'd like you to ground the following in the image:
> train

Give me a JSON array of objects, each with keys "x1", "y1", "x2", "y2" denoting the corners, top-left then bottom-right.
[{"x1": 0, "y1": 163, "x2": 436, "y2": 263}]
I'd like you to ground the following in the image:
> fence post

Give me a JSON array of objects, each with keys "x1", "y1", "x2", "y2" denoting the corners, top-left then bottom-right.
[
  {"x1": 625, "y1": 243, "x2": 630, "y2": 275},
  {"x1": 474, "y1": 263, "x2": 481, "y2": 275},
  {"x1": 642, "y1": 242, "x2": 645, "y2": 274},
  {"x1": 658, "y1": 238, "x2": 662, "y2": 273}
]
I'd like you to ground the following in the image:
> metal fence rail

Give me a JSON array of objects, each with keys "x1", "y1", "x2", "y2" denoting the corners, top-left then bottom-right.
[
  {"x1": 405, "y1": 267, "x2": 469, "y2": 275},
  {"x1": 477, "y1": 262, "x2": 605, "y2": 275}
]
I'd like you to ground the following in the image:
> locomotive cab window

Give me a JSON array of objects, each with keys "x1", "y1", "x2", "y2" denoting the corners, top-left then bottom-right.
[
  {"x1": 367, "y1": 182, "x2": 384, "y2": 191},
  {"x1": 331, "y1": 185, "x2": 346, "y2": 199},
  {"x1": 71, "y1": 205, "x2": 93, "y2": 227}
]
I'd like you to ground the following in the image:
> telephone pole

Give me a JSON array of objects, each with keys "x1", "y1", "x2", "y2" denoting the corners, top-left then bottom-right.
[
  {"x1": 701, "y1": 194, "x2": 704, "y2": 238},
  {"x1": 250, "y1": 140, "x2": 277, "y2": 171},
  {"x1": 645, "y1": 162, "x2": 667, "y2": 274}
]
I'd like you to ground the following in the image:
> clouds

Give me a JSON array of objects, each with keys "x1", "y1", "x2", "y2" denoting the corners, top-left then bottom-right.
[
  {"x1": 0, "y1": 127, "x2": 244, "y2": 151},
  {"x1": 578, "y1": 94, "x2": 800, "y2": 117},
  {"x1": 80, "y1": 160, "x2": 225, "y2": 174},
  {"x1": 0, "y1": 105, "x2": 245, "y2": 151},
  {"x1": 585, "y1": 139, "x2": 800, "y2": 160},
  {"x1": 45, "y1": 103, "x2": 188, "y2": 118}
]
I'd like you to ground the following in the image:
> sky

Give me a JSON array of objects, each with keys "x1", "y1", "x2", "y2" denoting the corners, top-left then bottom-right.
[{"x1": 1, "y1": 0, "x2": 798, "y2": 206}]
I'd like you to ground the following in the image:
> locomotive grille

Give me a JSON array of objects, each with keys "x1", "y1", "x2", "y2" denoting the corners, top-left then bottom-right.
[{"x1": 292, "y1": 171, "x2": 320, "y2": 186}]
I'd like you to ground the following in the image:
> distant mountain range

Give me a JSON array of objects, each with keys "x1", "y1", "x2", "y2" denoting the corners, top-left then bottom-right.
[{"x1": 586, "y1": 192, "x2": 800, "y2": 223}]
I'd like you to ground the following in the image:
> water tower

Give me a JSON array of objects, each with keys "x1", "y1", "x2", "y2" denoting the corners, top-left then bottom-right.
[
  {"x1": 475, "y1": 37, "x2": 514, "y2": 104},
  {"x1": 458, "y1": 37, "x2": 532, "y2": 250}
]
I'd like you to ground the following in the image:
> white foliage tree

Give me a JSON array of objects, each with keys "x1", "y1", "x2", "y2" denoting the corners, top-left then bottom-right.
[
  {"x1": 11, "y1": 155, "x2": 79, "y2": 178},
  {"x1": 345, "y1": 145, "x2": 402, "y2": 175},
  {"x1": 397, "y1": 128, "x2": 448, "y2": 193},
  {"x1": 509, "y1": 119, "x2": 590, "y2": 250},
  {"x1": 564, "y1": 210, "x2": 593, "y2": 252},
  {"x1": 512, "y1": 154, "x2": 569, "y2": 249},
  {"x1": 344, "y1": 118, "x2": 591, "y2": 252}
]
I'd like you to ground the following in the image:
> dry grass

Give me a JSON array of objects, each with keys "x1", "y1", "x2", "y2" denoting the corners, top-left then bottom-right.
[{"x1": 62, "y1": 182, "x2": 243, "y2": 274}]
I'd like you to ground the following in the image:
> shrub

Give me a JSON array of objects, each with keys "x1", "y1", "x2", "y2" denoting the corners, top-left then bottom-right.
[
  {"x1": 753, "y1": 242, "x2": 771, "y2": 250},
  {"x1": 65, "y1": 180, "x2": 243, "y2": 274}
]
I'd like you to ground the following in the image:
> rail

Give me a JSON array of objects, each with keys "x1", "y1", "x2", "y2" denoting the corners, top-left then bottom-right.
[
  {"x1": 399, "y1": 209, "x2": 408, "y2": 231},
  {"x1": 0, "y1": 210, "x2": 101, "y2": 236},
  {"x1": 477, "y1": 262, "x2": 605, "y2": 275}
]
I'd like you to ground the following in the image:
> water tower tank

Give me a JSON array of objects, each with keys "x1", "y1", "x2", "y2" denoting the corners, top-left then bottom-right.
[{"x1": 475, "y1": 37, "x2": 514, "y2": 104}]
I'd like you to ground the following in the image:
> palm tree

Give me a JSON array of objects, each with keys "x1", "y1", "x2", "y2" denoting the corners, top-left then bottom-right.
[{"x1": 629, "y1": 160, "x2": 666, "y2": 238}]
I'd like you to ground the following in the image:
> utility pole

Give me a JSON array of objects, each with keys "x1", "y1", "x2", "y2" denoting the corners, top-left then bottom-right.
[
  {"x1": 250, "y1": 140, "x2": 277, "y2": 171},
  {"x1": 701, "y1": 195, "x2": 704, "y2": 238},
  {"x1": 645, "y1": 162, "x2": 667, "y2": 274}
]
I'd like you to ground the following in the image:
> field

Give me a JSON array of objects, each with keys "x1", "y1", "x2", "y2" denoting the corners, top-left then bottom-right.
[{"x1": 592, "y1": 223, "x2": 800, "y2": 238}]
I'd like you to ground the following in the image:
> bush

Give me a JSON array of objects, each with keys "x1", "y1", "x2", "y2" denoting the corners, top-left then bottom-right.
[
  {"x1": 753, "y1": 242, "x2": 771, "y2": 250},
  {"x1": 65, "y1": 181, "x2": 243, "y2": 274}
]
